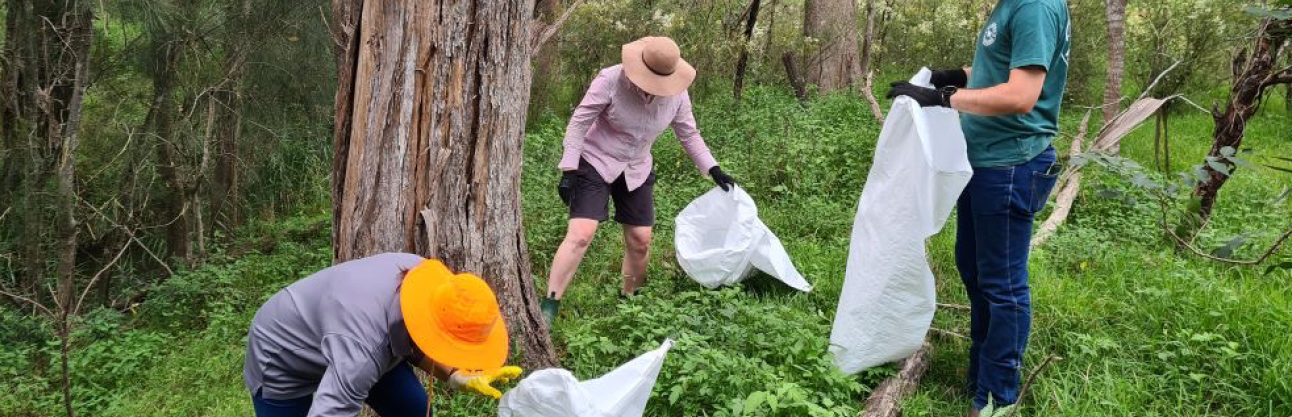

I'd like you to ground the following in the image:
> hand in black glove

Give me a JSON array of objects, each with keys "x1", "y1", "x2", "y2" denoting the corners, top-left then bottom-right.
[
  {"x1": 929, "y1": 68, "x2": 968, "y2": 89},
  {"x1": 886, "y1": 82, "x2": 945, "y2": 107},
  {"x1": 709, "y1": 166, "x2": 736, "y2": 192},
  {"x1": 557, "y1": 171, "x2": 577, "y2": 206}
]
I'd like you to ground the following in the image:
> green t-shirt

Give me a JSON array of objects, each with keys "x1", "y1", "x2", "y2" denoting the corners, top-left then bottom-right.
[{"x1": 961, "y1": 0, "x2": 1071, "y2": 167}]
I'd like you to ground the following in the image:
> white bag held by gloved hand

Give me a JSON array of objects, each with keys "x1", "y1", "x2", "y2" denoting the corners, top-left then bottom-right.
[
  {"x1": 499, "y1": 339, "x2": 674, "y2": 417},
  {"x1": 674, "y1": 186, "x2": 812, "y2": 292},
  {"x1": 829, "y1": 68, "x2": 973, "y2": 374}
]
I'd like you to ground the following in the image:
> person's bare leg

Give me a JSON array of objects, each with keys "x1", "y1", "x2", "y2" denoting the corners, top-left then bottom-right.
[
  {"x1": 546, "y1": 219, "x2": 600, "y2": 299},
  {"x1": 621, "y1": 225, "x2": 653, "y2": 295}
]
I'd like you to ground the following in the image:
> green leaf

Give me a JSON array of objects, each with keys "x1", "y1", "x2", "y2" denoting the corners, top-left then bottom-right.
[
  {"x1": 1246, "y1": 6, "x2": 1292, "y2": 20},
  {"x1": 1210, "y1": 234, "x2": 1250, "y2": 259},
  {"x1": 1206, "y1": 160, "x2": 1231, "y2": 176},
  {"x1": 1265, "y1": 261, "x2": 1292, "y2": 276},
  {"x1": 743, "y1": 391, "x2": 767, "y2": 414},
  {"x1": 1220, "y1": 146, "x2": 1236, "y2": 157}
]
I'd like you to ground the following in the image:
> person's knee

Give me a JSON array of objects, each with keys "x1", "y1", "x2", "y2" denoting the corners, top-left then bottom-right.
[
  {"x1": 565, "y1": 228, "x2": 596, "y2": 249},
  {"x1": 626, "y1": 230, "x2": 652, "y2": 256}
]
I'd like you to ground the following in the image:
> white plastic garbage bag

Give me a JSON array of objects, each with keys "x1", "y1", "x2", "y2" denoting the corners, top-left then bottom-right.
[
  {"x1": 674, "y1": 186, "x2": 812, "y2": 292},
  {"x1": 829, "y1": 68, "x2": 973, "y2": 374},
  {"x1": 499, "y1": 339, "x2": 674, "y2": 417}
]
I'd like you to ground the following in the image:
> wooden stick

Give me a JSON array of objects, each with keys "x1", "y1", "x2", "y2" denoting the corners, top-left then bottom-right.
[
  {"x1": 1032, "y1": 111, "x2": 1091, "y2": 248},
  {"x1": 862, "y1": 70, "x2": 886, "y2": 124},
  {"x1": 860, "y1": 340, "x2": 933, "y2": 417},
  {"x1": 1004, "y1": 355, "x2": 1061, "y2": 417},
  {"x1": 937, "y1": 302, "x2": 971, "y2": 312}
]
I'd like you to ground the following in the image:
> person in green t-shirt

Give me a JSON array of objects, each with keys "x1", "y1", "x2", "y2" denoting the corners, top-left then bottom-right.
[{"x1": 885, "y1": 0, "x2": 1070, "y2": 414}]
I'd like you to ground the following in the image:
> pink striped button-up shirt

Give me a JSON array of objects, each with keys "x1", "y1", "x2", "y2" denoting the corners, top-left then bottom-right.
[{"x1": 558, "y1": 65, "x2": 719, "y2": 191}]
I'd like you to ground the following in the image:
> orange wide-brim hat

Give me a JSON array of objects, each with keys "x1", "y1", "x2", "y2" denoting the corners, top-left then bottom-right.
[{"x1": 401, "y1": 260, "x2": 508, "y2": 373}]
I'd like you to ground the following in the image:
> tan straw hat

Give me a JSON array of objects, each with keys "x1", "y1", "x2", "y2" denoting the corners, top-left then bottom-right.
[{"x1": 621, "y1": 36, "x2": 696, "y2": 97}]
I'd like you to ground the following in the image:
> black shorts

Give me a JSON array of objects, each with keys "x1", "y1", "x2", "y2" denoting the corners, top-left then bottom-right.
[{"x1": 568, "y1": 159, "x2": 656, "y2": 226}]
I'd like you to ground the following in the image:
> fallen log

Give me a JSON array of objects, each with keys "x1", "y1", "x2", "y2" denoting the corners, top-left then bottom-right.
[{"x1": 860, "y1": 341, "x2": 933, "y2": 417}]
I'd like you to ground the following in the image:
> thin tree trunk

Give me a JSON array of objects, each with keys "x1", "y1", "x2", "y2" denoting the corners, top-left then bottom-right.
[
  {"x1": 331, "y1": 0, "x2": 558, "y2": 370},
  {"x1": 144, "y1": 42, "x2": 190, "y2": 264},
  {"x1": 858, "y1": 0, "x2": 877, "y2": 77},
  {"x1": 803, "y1": 0, "x2": 860, "y2": 92},
  {"x1": 733, "y1": 0, "x2": 762, "y2": 101},
  {"x1": 59, "y1": 327, "x2": 74, "y2": 417},
  {"x1": 529, "y1": 0, "x2": 560, "y2": 121},
  {"x1": 1192, "y1": 19, "x2": 1290, "y2": 223},
  {"x1": 1102, "y1": 0, "x2": 1128, "y2": 125},
  {"x1": 783, "y1": 52, "x2": 808, "y2": 103},
  {"x1": 211, "y1": 0, "x2": 249, "y2": 233}
]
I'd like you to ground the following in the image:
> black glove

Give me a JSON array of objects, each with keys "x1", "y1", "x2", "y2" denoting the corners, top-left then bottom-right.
[
  {"x1": 929, "y1": 68, "x2": 968, "y2": 89},
  {"x1": 886, "y1": 82, "x2": 945, "y2": 107},
  {"x1": 709, "y1": 166, "x2": 736, "y2": 192},
  {"x1": 557, "y1": 171, "x2": 577, "y2": 206}
]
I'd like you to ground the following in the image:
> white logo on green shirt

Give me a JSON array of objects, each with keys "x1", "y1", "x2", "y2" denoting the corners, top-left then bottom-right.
[{"x1": 983, "y1": 22, "x2": 998, "y2": 47}]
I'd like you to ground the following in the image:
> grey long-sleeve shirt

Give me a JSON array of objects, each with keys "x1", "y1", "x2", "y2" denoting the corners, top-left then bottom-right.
[{"x1": 243, "y1": 253, "x2": 426, "y2": 417}]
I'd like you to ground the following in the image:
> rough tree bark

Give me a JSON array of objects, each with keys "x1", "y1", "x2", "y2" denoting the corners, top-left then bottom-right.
[
  {"x1": 1192, "y1": 18, "x2": 1291, "y2": 222},
  {"x1": 782, "y1": 52, "x2": 809, "y2": 103},
  {"x1": 330, "y1": 0, "x2": 558, "y2": 369},
  {"x1": 141, "y1": 39, "x2": 191, "y2": 264},
  {"x1": 1102, "y1": 0, "x2": 1128, "y2": 125},
  {"x1": 733, "y1": 0, "x2": 762, "y2": 101},
  {"x1": 803, "y1": 0, "x2": 860, "y2": 92}
]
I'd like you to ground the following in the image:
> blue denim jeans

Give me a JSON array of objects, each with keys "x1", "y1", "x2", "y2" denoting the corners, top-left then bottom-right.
[
  {"x1": 955, "y1": 146, "x2": 1059, "y2": 409},
  {"x1": 252, "y1": 362, "x2": 430, "y2": 417}
]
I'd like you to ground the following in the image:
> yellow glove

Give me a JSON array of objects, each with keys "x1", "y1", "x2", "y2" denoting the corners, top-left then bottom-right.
[{"x1": 448, "y1": 366, "x2": 523, "y2": 399}]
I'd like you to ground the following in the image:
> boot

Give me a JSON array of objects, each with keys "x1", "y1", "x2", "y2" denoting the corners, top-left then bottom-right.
[{"x1": 540, "y1": 295, "x2": 561, "y2": 324}]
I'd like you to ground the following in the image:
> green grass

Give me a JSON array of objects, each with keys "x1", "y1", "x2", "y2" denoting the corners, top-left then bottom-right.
[{"x1": 3, "y1": 87, "x2": 1289, "y2": 416}]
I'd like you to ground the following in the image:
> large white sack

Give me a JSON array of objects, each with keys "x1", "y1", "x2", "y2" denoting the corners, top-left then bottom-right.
[
  {"x1": 499, "y1": 339, "x2": 674, "y2": 417},
  {"x1": 829, "y1": 69, "x2": 973, "y2": 374},
  {"x1": 674, "y1": 186, "x2": 812, "y2": 292}
]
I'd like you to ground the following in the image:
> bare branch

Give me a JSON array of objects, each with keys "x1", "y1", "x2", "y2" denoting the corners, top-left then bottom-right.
[
  {"x1": 76, "y1": 195, "x2": 176, "y2": 276},
  {"x1": 936, "y1": 303, "x2": 971, "y2": 312},
  {"x1": 0, "y1": 288, "x2": 55, "y2": 317},
  {"x1": 1004, "y1": 355, "x2": 1062, "y2": 417},
  {"x1": 73, "y1": 237, "x2": 132, "y2": 316},
  {"x1": 531, "y1": 0, "x2": 586, "y2": 56},
  {"x1": 1139, "y1": 58, "x2": 1182, "y2": 101},
  {"x1": 861, "y1": 70, "x2": 886, "y2": 124}
]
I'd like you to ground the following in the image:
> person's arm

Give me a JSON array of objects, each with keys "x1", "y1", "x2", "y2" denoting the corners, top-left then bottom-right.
[
  {"x1": 949, "y1": 67, "x2": 1046, "y2": 116},
  {"x1": 415, "y1": 355, "x2": 454, "y2": 381},
  {"x1": 670, "y1": 91, "x2": 719, "y2": 174},
  {"x1": 558, "y1": 70, "x2": 614, "y2": 172},
  {"x1": 309, "y1": 335, "x2": 383, "y2": 417}
]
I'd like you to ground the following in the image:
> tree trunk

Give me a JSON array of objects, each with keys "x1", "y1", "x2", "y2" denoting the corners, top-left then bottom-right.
[
  {"x1": 529, "y1": 0, "x2": 560, "y2": 122},
  {"x1": 1192, "y1": 19, "x2": 1290, "y2": 223},
  {"x1": 733, "y1": 0, "x2": 762, "y2": 101},
  {"x1": 143, "y1": 40, "x2": 191, "y2": 264},
  {"x1": 330, "y1": 0, "x2": 558, "y2": 370},
  {"x1": 803, "y1": 0, "x2": 860, "y2": 92},
  {"x1": 782, "y1": 52, "x2": 808, "y2": 103},
  {"x1": 2, "y1": 0, "x2": 93, "y2": 306},
  {"x1": 211, "y1": 0, "x2": 250, "y2": 233},
  {"x1": 858, "y1": 0, "x2": 877, "y2": 77},
  {"x1": 1102, "y1": 0, "x2": 1128, "y2": 125}
]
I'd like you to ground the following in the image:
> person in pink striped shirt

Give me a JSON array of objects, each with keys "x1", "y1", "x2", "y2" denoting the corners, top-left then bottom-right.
[{"x1": 540, "y1": 36, "x2": 736, "y2": 323}]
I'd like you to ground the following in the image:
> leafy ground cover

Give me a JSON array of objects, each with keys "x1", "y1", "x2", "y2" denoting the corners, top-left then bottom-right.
[{"x1": 2, "y1": 86, "x2": 1288, "y2": 416}]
